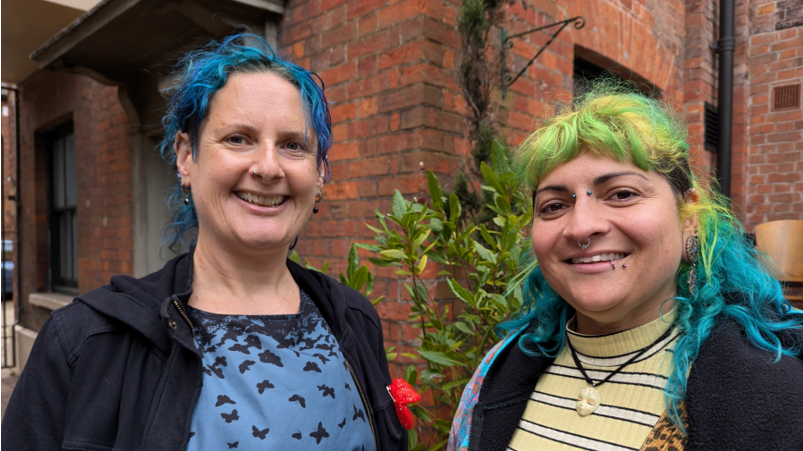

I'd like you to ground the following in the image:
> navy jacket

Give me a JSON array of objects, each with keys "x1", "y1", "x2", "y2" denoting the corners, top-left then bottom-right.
[
  {"x1": 2, "y1": 252, "x2": 407, "y2": 451},
  {"x1": 464, "y1": 319, "x2": 803, "y2": 451}
]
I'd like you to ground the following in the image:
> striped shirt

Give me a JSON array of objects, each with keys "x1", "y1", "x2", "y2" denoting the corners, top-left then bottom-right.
[{"x1": 508, "y1": 308, "x2": 679, "y2": 451}]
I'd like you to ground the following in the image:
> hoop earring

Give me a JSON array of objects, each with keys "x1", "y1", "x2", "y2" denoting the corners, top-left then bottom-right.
[{"x1": 685, "y1": 235, "x2": 699, "y2": 296}]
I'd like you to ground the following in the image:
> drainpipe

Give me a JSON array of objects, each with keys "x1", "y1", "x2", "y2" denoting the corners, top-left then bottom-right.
[{"x1": 715, "y1": 0, "x2": 735, "y2": 197}]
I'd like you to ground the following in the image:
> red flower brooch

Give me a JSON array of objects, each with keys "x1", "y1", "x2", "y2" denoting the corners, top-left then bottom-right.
[{"x1": 387, "y1": 378, "x2": 421, "y2": 430}]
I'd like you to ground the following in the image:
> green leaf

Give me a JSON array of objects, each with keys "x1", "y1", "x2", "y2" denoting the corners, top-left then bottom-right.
[
  {"x1": 446, "y1": 278, "x2": 475, "y2": 306},
  {"x1": 454, "y1": 321, "x2": 475, "y2": 335},
  {"x1": 415, "y1": 255, "x2": 428, "y2": 275},
  {"x1": 473, "y1": 240, "x2": 497, "y2": 264},
  {"x1": 289, "y1": 250, "x2": 300, "y2": 264},
  {"x1": 449, "y1": 193, "x2": 461, "y2": 224},
  {"x1": 480, "y1": 161, "x2": 504, "y2": 194},
  {"x1": 417, "y1": 350, "x2": 466, "y2": 368},
  {"x1": 391, "y1": 190, "x2": 408, "y2": 218},
  {"x1": 427, "y1": 170, "x2": 444, "y2": 210},
  {"x1": 379, "y1": 249, "x2": 407, "y2": 260}
]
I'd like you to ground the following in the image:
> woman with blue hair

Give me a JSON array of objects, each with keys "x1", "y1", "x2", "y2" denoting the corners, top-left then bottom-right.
[
  {"x1": 449, "y1": 87, "x2": 803, "y2": 450},
  {"x1": 3, "y1": 34, "x2": 406, "y2": 451}
]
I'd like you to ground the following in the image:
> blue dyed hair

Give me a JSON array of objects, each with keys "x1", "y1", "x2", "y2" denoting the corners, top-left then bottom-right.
[
  {"x1": 158, "y1": 33, "x2": 332, "y2": 249},
  {"x1": 502, "y1": 87, "x2": 803, "y2": 430}
]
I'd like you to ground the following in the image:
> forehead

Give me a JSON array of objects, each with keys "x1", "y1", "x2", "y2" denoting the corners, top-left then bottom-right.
[
  {"x1": 537, "y1": 152, "x2": 651, "y2": 186},
  {"x1": 207, "y1": 72, "x2": 304, "y2": 120}
]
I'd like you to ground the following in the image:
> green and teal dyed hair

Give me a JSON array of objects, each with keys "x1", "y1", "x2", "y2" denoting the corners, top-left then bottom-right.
[{"x1": 502, "y1": 85, "x2": 803, "y2": 429}]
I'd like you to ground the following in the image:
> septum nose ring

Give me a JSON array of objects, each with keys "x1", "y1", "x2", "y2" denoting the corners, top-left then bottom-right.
[{"x1": 578, "y1": 238, "x2": 591, "y2": 250}]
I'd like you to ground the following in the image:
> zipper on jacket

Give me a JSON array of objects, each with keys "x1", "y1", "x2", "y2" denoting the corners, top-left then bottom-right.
[
  {"x1": 172, "y1": 298, "x2": 196, "y2": 339},
  {"x1": 344, "y1": 358, "x2": 377, "y2": 451}
]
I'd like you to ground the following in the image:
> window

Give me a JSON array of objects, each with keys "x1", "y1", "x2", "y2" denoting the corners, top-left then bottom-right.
[{"x1": 50, "y1": 125, "x2": 77, "y2": 290}]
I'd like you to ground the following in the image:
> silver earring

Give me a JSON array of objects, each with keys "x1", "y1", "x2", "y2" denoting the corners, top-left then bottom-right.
[
  {"x1": 181, "y1": 184, "x2": 190, "y2": 206},
  {"x1": 578, "y1": 238, "x2": 591, "y2": 250},
  {"x1": 686, "y1": 235, "x2": 699, "y2": 296}
]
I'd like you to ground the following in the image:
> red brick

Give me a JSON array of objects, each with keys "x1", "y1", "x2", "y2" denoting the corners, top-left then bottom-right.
[{"x1": 320, "y1": 62, "x2": 357, "y2": 86}]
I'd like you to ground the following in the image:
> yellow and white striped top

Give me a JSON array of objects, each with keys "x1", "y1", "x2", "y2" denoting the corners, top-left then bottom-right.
[{"x1": 508, "y1": 308, "x2": 679, "y2": 451}]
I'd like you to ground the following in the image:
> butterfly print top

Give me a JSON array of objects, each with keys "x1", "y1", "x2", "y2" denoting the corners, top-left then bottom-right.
[{"x1": 185, "y1": 290, "x2": 373, "y2": 450}]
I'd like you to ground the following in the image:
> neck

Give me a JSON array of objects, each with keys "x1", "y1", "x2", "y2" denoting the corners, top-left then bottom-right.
[
  {"x1": 189, "y1": 234, "x2": 300, "y2": 315},
  {"x1": 574, "y1": 299, "x2": 676, "y2": 335}
]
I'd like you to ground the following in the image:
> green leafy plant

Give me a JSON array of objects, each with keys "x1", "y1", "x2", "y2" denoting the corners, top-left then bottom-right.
[{"x1": 356, "y1": 141, "x2": 533, "y2": 450}]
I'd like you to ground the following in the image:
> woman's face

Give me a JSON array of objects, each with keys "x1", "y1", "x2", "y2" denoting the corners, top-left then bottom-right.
[
  {"x1": 531, "y1": 152, "x2": 697, "y2": 334},
  {"x1": 175, "y1": 72, "x2": 323, "y2": 255}
]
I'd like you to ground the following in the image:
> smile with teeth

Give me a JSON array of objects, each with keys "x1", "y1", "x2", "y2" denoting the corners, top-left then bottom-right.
[
  {"x1": 237, "y1": 192, "x2": 287, "y2": 208},
  {"x1": 571, "y1": 253, "x2": 626, "y2": 264}
]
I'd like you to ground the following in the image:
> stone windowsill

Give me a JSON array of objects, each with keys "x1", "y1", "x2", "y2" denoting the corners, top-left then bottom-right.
[{"x1": 28, "y1": 292, "x2": 74, "y2": 311}]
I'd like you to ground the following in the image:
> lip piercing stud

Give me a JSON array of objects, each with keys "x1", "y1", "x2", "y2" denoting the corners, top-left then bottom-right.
[
  {"x1": 587, "y1": 191, "x2": 592, "y2": 196},
  {"x1": 572, "y1": 194, "x2": 577, "y2": 199},
  {"x1": 578, "y1": 238, "x2": 591, "y2": 250},
  {"x1": 610, "y1": 261, "x2": 615, "y2": 270},
  {"x1": 623, "y1": 264, "x2": 627, "y2": 269}
]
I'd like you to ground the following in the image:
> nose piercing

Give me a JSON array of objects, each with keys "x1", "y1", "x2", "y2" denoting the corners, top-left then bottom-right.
[
  {"x1": 587, "y1": 191, "x2": 592, "y2": 196},
  {"x1": 572, "y1": 194, "x2": 576, "y2": 199},
  {"x1": 252, "y1": 168, "x2": 258, "y2": 176},
  {"x1": 578, "y1": 238, "x2": 591, "y2": 250}
]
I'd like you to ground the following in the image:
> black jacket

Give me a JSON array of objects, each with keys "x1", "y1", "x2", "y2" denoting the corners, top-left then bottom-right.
[
  {"x1": 2, "y1": 252, "x2": 407, "y2": 451},
  {"x1": 467, "y1": 320, "x2": 803, "y2": 451}
]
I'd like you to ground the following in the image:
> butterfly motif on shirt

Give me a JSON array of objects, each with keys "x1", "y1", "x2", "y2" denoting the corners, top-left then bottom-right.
[
  {"x1": 310, "y1": 422, "x2": 329, "y2": 444},
  {"x1": 303, "y1": 361, "x2": 322, "y2": 373},
  {"x1": 252, "y1": 425, "x2": 269, "y2": 440},
  {"x1": 238, "y1": 360, "x2": 255, "y2": 374},
  {"x1": 292, "y1": 430, "x2": 303, "y2": 440},
  {"x1": 317, "y1": 384, "x2": 335, "y2": 399},
  {"x1": 258, "y1": 349, "x2": 283, "y2": 367},
  {"x1": 288, "y1": 394, "x2": 307, "y2": 408},
  {"x1": 227, "y1": 442, "x2": 238, "y2": 449},
  {"x1": 257, "y1": 379, "x2": 275, "y2": 394},
  {"x1": 221, "y1": 409, "x2": 239, "y2": 423},
  {"x1": 353, "y1": 404, "x2": 365, "y2": 422},
  {"x1": 215, "y1": 394, "x2": 236, "y2": 407},
  {"x1": 312, "y1": 353, "x2": 330, "y2": 364},
  {"x1": 338, "y1": 418, "x2": 347, "y2": 428}
]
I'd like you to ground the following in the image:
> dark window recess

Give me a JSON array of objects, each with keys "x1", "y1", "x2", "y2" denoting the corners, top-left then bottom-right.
[
  {"x1": 773, "y1": 84, "x2": 801, "y2": 111},
  {"x1": 573, "y1": 57, "x2": 622, "y2": 96},
  {"x1": 704, "y1": 102, "x2": 719, "y2": 152},
  {"x1": 50, "y1": 125, "x2": 78, "y2": 291}
]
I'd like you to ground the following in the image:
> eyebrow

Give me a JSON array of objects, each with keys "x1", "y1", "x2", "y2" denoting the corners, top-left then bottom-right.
[
  {"x1": 534, "y1": 171, "x2": 650, "y2": 195},
  {"x1": 593, "y1": 171, "x2": 650, "y2": 185}
]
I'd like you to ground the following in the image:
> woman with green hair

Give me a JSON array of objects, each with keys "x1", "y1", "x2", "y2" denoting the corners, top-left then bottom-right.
[{"x1": 449, "y1": 88, "x2": 803, "y2": 450}]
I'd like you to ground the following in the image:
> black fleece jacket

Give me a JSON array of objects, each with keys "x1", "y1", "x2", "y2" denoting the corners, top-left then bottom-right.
[
  {"x1": 466, "y1": 320, "x2": 803, "y2": 451},
  {"x1": 2, "y1": 252, "x2": 407, "y2": 451}
]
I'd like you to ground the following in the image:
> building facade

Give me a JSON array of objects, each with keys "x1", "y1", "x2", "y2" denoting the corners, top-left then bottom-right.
[{"x1": 4, "y1": 0, "x2": 802, "y2": 378}]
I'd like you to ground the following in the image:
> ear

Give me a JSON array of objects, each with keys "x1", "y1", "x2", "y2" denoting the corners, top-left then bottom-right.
[
  {"x1": 682, "y1": 188, "x2": 700, "y2": 237},
  {"x1": 175, "y1": 132, "x2": 193, "y2": 186},
  {"x1": 316, "y1": 164, "x2": 326, "y2": 193}
]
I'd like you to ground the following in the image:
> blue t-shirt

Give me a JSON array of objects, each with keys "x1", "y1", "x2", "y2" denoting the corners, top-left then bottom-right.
[{"x1": 186, "y1": 290, "x2": 374, "y2": 450}]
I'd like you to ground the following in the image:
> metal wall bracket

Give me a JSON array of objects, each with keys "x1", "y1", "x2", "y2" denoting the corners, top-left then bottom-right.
[{"x1": 501, "y1": 16, "x2": 585, "y2": 98}]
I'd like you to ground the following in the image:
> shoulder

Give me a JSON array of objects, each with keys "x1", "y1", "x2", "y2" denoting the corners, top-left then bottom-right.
[{"x1": 687, "y1": 320, "x2": 803, "y2": 447}]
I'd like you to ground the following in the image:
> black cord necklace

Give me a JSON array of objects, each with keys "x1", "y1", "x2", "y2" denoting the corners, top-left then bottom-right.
[{"x1": 566, "y1": 325, "x2": 675, "y2": 417}]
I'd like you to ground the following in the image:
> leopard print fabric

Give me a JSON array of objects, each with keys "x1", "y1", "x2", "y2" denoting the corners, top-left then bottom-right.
[{"x1": 639, "y1": 403, "x2": 688, "y2": 451}]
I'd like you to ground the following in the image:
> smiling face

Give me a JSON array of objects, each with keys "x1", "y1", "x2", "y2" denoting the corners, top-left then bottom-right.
[
  {"x1": 531, "y1": 152, "x2": 697, "y2": 334},
  {"x1": 175, "y1": 72, "x2": 323, "y2": 256}
]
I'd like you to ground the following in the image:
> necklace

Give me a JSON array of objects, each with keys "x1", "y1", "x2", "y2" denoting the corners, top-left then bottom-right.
[{"x1": 566, "y1": 325, "x2": 675, "y2": 417}]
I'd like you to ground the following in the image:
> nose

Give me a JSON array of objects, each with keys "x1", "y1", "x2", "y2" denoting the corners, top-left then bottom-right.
[
  {"x1": 562, "y1": 197, "x2": 610, "y2": 244},
  {"x1": 253, "y1": 140, "x2": 285, "y2": 182}
]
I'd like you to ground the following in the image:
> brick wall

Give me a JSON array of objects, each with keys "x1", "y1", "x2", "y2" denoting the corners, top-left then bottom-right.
[
  {"x1": 18, "y1": 71, "x2": 133, "y2": 330},
  {"x1": 744, "y1": 0, "x2": 803, "y2": 228}
]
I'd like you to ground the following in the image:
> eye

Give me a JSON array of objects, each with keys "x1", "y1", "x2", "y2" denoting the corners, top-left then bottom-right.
[
  {"x1": 226, "y1": 135, "x2": 246, "y2": 145},
  {"x1": 285, "y1": 141, "x2": 307, "y2": 153},
  {"x1": 608, "y1": 189, "x2": 639, "y2": 203},
  {"x1": 538, "y1": 201, "x2": 567, "y2": 217}
]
